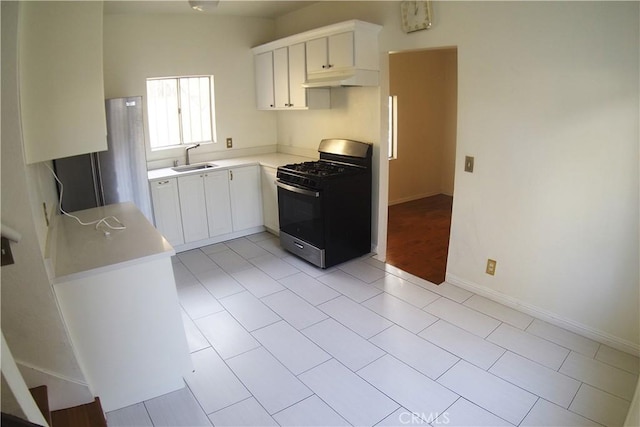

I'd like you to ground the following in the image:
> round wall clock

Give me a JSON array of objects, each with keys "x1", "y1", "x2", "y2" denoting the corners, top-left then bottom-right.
[{"x1": 401, "y1": 0, "x2": 433, "y2": 33}]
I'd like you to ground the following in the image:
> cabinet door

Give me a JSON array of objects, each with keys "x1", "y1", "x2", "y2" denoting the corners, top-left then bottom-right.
[
  {"x1": 306, "y1": 37, "x2": 328, "y2": 74},
  {"x1": 287, "y1": 43, "x2": 307, "y2": 109},
  {"x1": 203, "y1": 171, "x2": 233, "y2": 237},
  {"x1": 150, "y1": 179, "x2": 184, "y2": 246},
  {"x1": 229, "y1": 166, "x2": 263, "y2": 231},
  {"x1": 19, "y1": 1, "x2": 107, "y2": 164},
  {"x1": 255, "y1": 51, "x2": 275, "y2": 110},
  {"x1": 328, "y1": 31, "x2": 354, "y2": 69},
  {"x1": 260, "y1": 166, "x2": 279, "y2": 233},
  {"x1": 273, "y1": 47, "x2": 290, "y2": 108},
  {"x1": 177, "y1": 175, "x2": 209, "y2": 243}
]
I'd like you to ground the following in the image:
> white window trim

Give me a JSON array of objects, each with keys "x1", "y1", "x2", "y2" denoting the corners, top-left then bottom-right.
[{"x1": 146, "y1": 75, "x2": 217, "y2": 151}]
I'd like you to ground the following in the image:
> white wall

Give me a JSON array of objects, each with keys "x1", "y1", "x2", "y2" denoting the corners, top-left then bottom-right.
[
  {"x1": 275, "y1": 1, "x2": 639, "y2": 351},
  {"x1": 103, "y1": 12, "x2": 278, "y2": 168},
  {"x1": 1, "y1": 1, "x2": 89, "y2": 408}
]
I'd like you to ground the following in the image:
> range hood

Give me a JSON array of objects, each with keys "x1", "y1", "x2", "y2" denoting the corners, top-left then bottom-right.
[{"x1": 302, "y1": 67, "x2": 379, "y2": 88}]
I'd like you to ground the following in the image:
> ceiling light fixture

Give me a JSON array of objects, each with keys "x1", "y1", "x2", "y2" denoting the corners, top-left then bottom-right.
[{"x1": 188, "y1": 0, "x2": 219, "y2": 12}]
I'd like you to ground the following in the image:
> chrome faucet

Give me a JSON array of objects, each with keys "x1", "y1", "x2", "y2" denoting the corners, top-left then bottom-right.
[{"x1": 185, "y1": 143, "x2": 200, "y2": 165}]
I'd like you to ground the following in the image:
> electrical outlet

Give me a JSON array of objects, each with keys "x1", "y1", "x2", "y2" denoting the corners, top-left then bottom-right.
[
  {"x1": 486, "y1": 259, "x2": 497, "y2": 276},
  {"x1": 226, "y1": 137, "x2": 233, "y2": 149},
  {"x1": 465, "y1": 156, "x2": 474, "y2": 173},
  {"x1": 1, "y1": 237, "x2": 14, "y2": 266}
]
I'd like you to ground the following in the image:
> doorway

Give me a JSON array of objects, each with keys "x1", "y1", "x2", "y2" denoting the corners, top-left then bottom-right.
[{"x1": 386, "y1": 47, "x2": 458, "y2": 284}]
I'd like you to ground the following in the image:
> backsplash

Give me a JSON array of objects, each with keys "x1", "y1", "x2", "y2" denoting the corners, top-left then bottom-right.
[{"x1": 146, "y1": 145, "x2": 279, "y2": 171}]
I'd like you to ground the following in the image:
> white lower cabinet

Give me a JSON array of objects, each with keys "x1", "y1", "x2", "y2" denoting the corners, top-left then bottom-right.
[
  {"x1": 54, "y1": 257, "x2": 191, "y2": 412},
  {"x1": 177, "y1": 170, "x2": 234, "y2": 244},
  {"x1": 229, "y1": 166, "x2": 263, "y2": 231},
  {"x1": 204, "y1": 170, "x2": 233, "y2": 237},
  {"x1": 177, "y1": 174, "x2": 211, "y2": 243},
  {"x1": 149, "y1": 178, "x2": 184, "y2": 246},
  {"x1": 151, "y1": 165, "x2": 262, "y2": 248},
  {"x1": 52, "y1": 204, "x2": 192, "y2": 412},
  {"x1": 261, "y1": 166, "x2": 279, "y2": 233}
]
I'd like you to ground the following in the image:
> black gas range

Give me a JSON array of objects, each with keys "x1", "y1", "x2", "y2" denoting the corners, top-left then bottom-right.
[{"x1": 276, "y1": 139, "x2": 373, "y2": 268}]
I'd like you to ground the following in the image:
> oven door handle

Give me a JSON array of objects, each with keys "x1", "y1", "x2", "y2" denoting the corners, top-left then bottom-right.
[{"x1": 276, "y1": 180, "x2": 320, "y2": 198}]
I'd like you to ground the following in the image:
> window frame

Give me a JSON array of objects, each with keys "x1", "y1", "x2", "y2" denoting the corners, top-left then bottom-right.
[{"x1": 146, "y1": 75, "x2": 217, "y2": 151}]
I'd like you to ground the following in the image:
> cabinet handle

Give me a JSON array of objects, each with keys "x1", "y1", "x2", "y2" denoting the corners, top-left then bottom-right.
[
  {"x1": 157, "y1": 180, "x2": 169, "y2": 185},
  {"x1": 229, "y1": 170, "x2": 233, "y2": 181},
  {"x1": 270, "y1": 104, "x2": 274, "y2": 108},
  {"x1": 322, "y1": 64, "x2": 333, "y2": 69}
]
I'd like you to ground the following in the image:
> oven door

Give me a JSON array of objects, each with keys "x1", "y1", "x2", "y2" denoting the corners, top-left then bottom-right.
[{"x1": 276, "y1": 180, "x2": 324, "y2": 248}]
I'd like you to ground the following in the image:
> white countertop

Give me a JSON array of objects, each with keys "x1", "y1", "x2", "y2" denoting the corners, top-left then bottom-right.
[
  {"x1": 147, "y1": 153, "x2": 313, "y2": 181},
  {"x1": 52, "y1": 202, "x2": 174, "y2": 283}
]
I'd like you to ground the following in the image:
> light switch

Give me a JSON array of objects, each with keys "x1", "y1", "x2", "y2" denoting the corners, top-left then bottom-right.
[{"x1": 465, "y1": 156, "x2": 474, "y2": 173}]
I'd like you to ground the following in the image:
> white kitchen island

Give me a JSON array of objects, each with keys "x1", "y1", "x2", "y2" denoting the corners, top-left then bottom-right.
[{"x1": 50, "y1": 202, "x2": 192, "y2": 412}]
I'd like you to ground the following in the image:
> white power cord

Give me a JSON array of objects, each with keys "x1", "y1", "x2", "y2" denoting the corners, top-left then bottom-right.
[{"x1": 45, "y1": 163, "x2": 126, "y2": 233}]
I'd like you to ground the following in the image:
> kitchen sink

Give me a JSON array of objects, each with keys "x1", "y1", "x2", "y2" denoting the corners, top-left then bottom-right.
[{"x1": 171, "y1": 162, "x2": 218, "y2": 172}]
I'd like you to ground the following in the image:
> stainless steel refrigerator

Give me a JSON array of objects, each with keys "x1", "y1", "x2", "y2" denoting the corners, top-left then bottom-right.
[{"x1": 53, "y1": 96, "x2": 153, "y2": 222}]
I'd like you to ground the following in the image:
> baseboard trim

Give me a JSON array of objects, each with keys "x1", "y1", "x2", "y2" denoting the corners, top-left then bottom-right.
[
  {"x1": 174, "y1": 226, "x2": 266, "y2": 253},
  {"x1": 388, "y1": 191, "x2": 442, "y2": 206},
  {"x1": 446, "y1": 273, "x2": 640, "y2": 357}
]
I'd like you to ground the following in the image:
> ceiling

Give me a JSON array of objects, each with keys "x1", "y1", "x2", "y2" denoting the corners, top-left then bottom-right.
[{"x1": 103, "y1": 1, "x2": 317, "y2": 19}]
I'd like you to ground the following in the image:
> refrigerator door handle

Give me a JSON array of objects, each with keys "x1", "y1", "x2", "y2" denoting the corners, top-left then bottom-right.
[{"x1": 91, "y1": 153, "x2": 106, "y2": 206}]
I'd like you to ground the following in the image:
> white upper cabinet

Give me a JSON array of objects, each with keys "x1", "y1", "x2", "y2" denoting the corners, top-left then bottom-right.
[
  {"x1": 255, "y1": 51, "x2": 275, "y2": 110},
  {"x1": 273, "y1": 47, "x2": 291, "y2": 108},
  {"x1": 254, "y1": 43, "x2": 329, "y2": 111},
  {"x1": 304, "y1": 24, "x2": 381, "y2": 87},
  {"x1": 18, "y1": 1, "x2": 107, "y2": 164},
  {"x1": 287, "y1": 43, "x2": 310, "y2": 109},
  {"x1": 306, "y1": 32, "x2": 355, "y2": 74},
  {"x1": 253, "y1": 20, "x2": 382, "y2": 92}
]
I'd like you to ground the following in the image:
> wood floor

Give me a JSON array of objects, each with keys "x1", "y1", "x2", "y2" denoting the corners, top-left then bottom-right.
[{"x1": 386, "y1": 194, "x2": 453, "y2": 285}]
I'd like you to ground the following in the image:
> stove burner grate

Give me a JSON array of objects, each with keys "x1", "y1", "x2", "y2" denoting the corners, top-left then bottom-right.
[{"x1": 280, "y1": 161, "x2": 360, "y2": 178}]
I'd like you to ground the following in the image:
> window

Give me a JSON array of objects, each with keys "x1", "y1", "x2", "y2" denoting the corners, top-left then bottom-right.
[
  {"x1": 388, "y1": 95, "x2": 398, "y2": 159},
  {"x1": 146, "y1": 76, "x2": 216, "y2": 149}
]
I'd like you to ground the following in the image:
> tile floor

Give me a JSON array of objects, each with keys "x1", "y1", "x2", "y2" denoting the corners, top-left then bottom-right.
[{"x1": 106, "y1": 232, "x2": 639, "y2": 427}]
